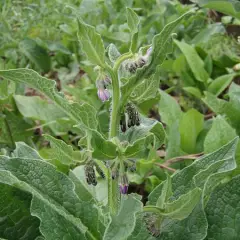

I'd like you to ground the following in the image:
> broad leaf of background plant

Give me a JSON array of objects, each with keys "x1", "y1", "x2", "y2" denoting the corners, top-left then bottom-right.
[
  {"x1": 0, "y1": 69, "x2": 98, "y2": 130},
  {"x1": 191, "y1": 0, "x2": 240, "y2": 19},
  {"x1": 207, "y1": 73, "x2": 236, "y2": 97},
  {"x1": 0, "y1": 182, "x2": 41, "y2": 240},
  {"x1": 77, "y1": 19, "x2": 105, "y2": 67},
  {"x1": 174, "y1": 40, "x2": 209, "y2": 83},
  {"x1": 0, "y1": 154, "x2": 106, "y2": 240},
  {"x1": 179, "y1": 109, "x2": 204, "y2": 153},
  {"x1": 103, "y1": 194, "x2": 142, "y2": 240},
  {"x1": 205, "y1": 175, "x2": 240, "y2": 239},
  {"x1": 204, "y1": 116, "x2": 237, "y2": 154},
  {"x1": 203, "y1": 91, "x2": 240, "y2": 135},
  {"x1": 0, "y1": 112, "x2": 33, "y2": 148},
  {"x1": 159, "y1": 90, "x2": 182, "y2": 127},
  {"x1": 19, "y1": 38, "x2": 51, "y2": 72}
]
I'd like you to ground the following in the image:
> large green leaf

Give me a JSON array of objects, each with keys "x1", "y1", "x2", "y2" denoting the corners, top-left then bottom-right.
[
  {"x1": 0, "y1": 155, "x2": 106, "y2": 239},
  {"x1": 148, "y1": 138, "x2": 238, "y2": 239},
  {"x1": 175, "y1": 40, "x2": 209, "y2": 83},
  {"x1": 0, "y1": 69, "x2": 97, "y2": 130},
  {"x1": 19, "y1": 38, "x2": 51, "y2": 72},
  {"x1": 0, "y1": 183, "x2": 41, "y2": 240},
  {"x1": 77, "y1": 19, "x2": 105, "y2": 67},
  {"x1": 206, "y1": 175, "x2": 240, "y2": 239}
]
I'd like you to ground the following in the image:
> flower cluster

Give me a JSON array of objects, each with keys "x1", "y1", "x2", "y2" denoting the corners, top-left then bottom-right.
[
  {"x1": 125, "y1": 46, "x2": 153, "y2": 73},
  {"x1": 120, "y1": 103, "x2": 140, "y2": 132},
  {"x1": 84, "y1": 160, "x2": 105, "y2": 186}
]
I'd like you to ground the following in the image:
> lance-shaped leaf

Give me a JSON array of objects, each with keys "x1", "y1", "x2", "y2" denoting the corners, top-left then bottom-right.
[
  {"x1": 44, "y1": 134, "x2": 84, "y2": 165},
  {"x1": 179, "y1": 109, "x2": 204, "y2": 154},
  {"x1": 156, "y1": 173, "x2": 172, "y2": 209},
  {"x1": 121, "y1": 10, "x2": 192, "y2": 104},
  {"x1": 130, "y1": 73, "x2": 160, "y2": 104},
  {"x1": 0, "y1": 69, "x2": 97, "y2": 130},
  {"x1": 0, "y1": 182, "x2": 41, "y2": 240},
  {"x1": 205, "y1": 175, "x2": 240, "y2": 239},
  {"x1": 145, "y1": 188, "x2": 202, "y2": 220},
  {"x1": 108, "y1": 43, "x2": 121, "y2": 63},
  {"x1": 103, "y1": 194, "x2": 142, "y2": 240},
  {"x1": 159, "y1": 90, "x2": 182, "y2": 127},
  {"x1": 120, "y1": 118, "x2": 165, "y2": 158},
  {"x1": 208, "y1": 73, "x2": 236, "y2": 96},
  {"x1": 91, "y1": 130, "x2": 118, "y2": 160},
  {"x1": 0, "y1": 155, "x2": 106, "y2": 239},
  {"x1": 77, "y1": 19, "x2": 105, "y2": 67},
  {"x1": 174, "y1": 40, "x2": 209, "y2": 82},
  {"x1": 126, "y1": 8, "x2": 140, "y2": 53}
]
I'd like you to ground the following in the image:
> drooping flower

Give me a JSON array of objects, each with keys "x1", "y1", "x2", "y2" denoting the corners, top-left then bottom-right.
[
  {"x1": 97, "y1": 88, "x2": 110, "y2": 102},
  {"x1": 119, "y1": 174, "x2": 129, "y2": 195},
  {"x1": 96, "y1": 77, "x2": 111, "y2": 102}
]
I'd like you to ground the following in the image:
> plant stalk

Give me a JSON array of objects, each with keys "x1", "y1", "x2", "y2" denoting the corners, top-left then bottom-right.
[{"x1": 107, "y1": 52, "x2": 133, "y2": 139}]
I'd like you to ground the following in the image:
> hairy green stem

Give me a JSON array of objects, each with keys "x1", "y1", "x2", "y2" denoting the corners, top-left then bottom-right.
[{"x1": 107, "y1": 52, "x2": 133, "y2": 139}]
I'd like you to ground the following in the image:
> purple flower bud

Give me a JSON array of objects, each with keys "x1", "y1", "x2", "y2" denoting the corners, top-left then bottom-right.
[
  {"x1": 119, "y1": 184, "x2": 128, "y2": 194},
  {"x1": 119, "y1": 174, "x2": 129, "y2": 194},
  {"x1": 97, "y1": 88, "x2": 110, "y2": 102}
]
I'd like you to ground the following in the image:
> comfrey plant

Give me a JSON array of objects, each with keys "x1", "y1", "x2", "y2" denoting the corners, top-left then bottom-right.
[{"x1": 0, "y1": 8, "x2": 240, "y2": 240}]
